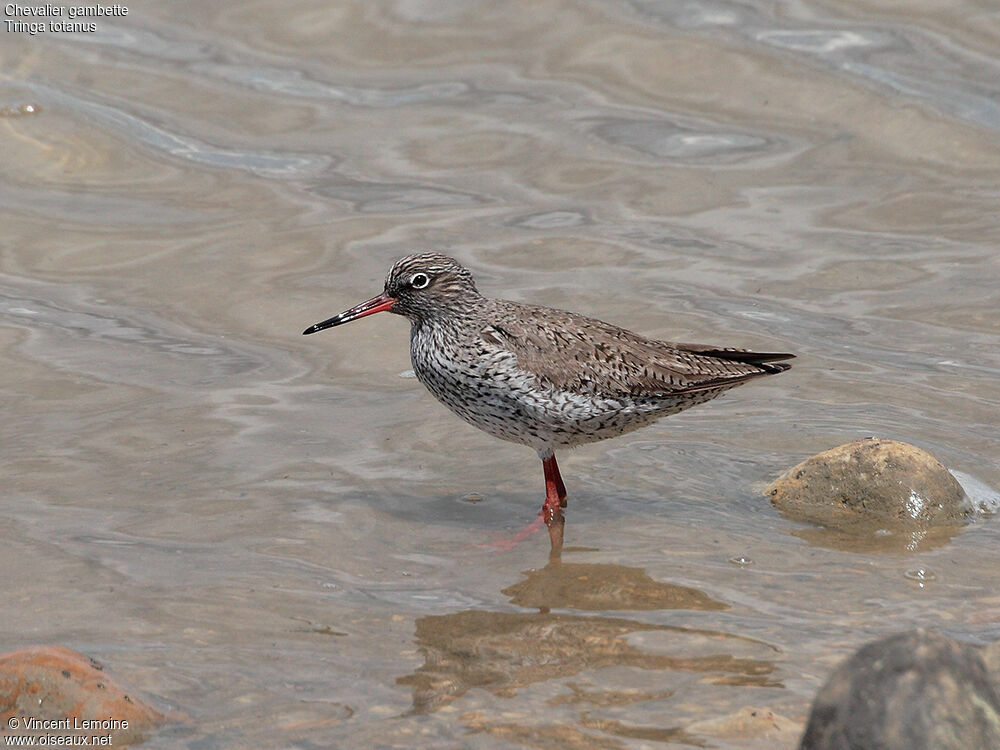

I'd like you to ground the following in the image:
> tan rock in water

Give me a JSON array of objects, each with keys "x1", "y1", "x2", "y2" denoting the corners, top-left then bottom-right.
[{"x1": 767, "y1": 437, "x2": 966, "y2": 528}]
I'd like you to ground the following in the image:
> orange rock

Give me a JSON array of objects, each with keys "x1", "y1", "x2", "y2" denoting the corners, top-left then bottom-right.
[{"x1": 0, "y1": 646, "x2": 165, "y2": 743}]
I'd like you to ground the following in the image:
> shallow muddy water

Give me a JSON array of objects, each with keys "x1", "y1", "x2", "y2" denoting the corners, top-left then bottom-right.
[{"x1": 2, "y1": 1, "x2": 999, "y2": 747}]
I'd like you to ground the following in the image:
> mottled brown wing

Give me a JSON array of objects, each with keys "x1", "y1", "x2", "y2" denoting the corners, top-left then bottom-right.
[{"x1": 482, "y1": 301, "x2": 793, "y2": 398}]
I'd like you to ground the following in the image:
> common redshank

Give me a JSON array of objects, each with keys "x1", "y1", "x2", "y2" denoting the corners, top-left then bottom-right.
[{"x1": 304, "y1": 253, "x2": 792, "y2": 547}]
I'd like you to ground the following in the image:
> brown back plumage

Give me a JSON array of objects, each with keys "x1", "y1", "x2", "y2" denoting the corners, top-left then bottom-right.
[{"x1": 481, "y1": 300, "x2": 793, "y2": 399}]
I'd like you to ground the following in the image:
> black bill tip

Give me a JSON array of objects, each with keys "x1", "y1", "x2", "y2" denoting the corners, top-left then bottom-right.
[
  {"x1": 302, "y1": 319, "x2": 336, "y2": 335},
  {"x1": 302, "y1": 293, "x2": 396, "y2": 336}
]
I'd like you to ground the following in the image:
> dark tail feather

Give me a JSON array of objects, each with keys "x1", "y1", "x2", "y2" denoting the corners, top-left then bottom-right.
[
  {"x1": 755, "y1": 359, "x2": 792, "y2": 374},
  {"x1": 679, "y1": 344, "x2": 795, "y2": 372},
  {"x1": 661, "y1": 346, "x2": 794, "y2": 395}
]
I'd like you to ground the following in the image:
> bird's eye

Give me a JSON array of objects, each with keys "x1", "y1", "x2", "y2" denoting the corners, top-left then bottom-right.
[{"x1": 410, "y1": 273, "x2": 430, "y2": 289}]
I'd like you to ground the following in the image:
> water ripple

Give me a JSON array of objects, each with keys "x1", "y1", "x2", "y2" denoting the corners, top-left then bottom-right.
[
  {"x1": 3, "y1": 79, "x2": 332, "y2": 178},
  {"x1": 585, "y1": 116, "x2": 783, "y2": 163},
  {"x1": 623, "y1": 0, "x2": 1000, "y2": 132},
  {"x1": 198, "y1": 62, "x2": 470, "y2": 107}
]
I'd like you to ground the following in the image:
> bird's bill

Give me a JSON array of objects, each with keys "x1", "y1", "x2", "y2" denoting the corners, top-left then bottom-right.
[{"x1": 302, "y1": 293, "x2": 396, "y2": 335}]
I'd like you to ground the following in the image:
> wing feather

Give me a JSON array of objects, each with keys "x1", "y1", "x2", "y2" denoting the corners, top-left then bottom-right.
[{"x1": 480, "y1": 301, "x2": 793, "y2": 398}]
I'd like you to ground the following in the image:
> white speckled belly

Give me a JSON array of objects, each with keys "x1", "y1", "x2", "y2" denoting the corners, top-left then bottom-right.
[{"x1": 409, "y1": 323, "x2": 723, "y2": 452}]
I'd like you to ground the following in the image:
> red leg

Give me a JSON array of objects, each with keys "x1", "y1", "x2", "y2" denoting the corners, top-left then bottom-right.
[
  {"x1": 542, "y1": 454, "x2": 568, "y2": 520},
  {"x1": 471, "y1": 453, "x2": 568, "y2": 552},
  {"x1": 541, "y1": 454, "x2": 567, "y2": 552}
]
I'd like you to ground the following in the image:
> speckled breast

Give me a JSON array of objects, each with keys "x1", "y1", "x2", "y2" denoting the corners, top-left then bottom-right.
[{"x1": 408, "y1": 323, "x2": 721, "y2": 452}]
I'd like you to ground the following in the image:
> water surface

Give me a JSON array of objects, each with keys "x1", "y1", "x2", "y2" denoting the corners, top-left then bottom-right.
[{"x1": 2, "y1": 1, "x2": 999, "y2": 747}]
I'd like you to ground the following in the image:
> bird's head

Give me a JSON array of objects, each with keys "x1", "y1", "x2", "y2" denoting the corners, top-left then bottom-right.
[{"x1": 302, "y1": 253, "x2": 481, "y2": 335}]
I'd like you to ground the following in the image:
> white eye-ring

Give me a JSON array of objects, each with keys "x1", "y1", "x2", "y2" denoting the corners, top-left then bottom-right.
[{"x1": 410, "y1": 272, "x2": 430, "y2": 289}]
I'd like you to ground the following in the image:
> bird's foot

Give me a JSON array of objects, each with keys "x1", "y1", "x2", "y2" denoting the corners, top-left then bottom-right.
[
  {"x1": 469, "y1": 497, "x2": 566, "y2": 553},
  {"x1": 471, "y1": 512, "x2": 546, "y2": 552},
  {"x1": 543, "y1": 500, "x2": 565, "y2": 523}
]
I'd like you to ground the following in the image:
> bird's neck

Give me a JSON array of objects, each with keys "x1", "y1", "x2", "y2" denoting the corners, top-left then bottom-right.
[{"x1": 407, "y1": 294, "x2": 487, "y2": 331}]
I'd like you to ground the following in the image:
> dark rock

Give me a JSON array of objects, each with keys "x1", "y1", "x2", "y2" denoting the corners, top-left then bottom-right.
[{"x1": 800, "y1": 630, "x2": 1000, "y2": 750}]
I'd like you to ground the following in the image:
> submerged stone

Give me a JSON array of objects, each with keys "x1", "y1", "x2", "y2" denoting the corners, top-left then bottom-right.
[
  {"x1": 398, "y1": 609, "x2": 777, "y2": 713},
  {"x1": 502, "y1": 561, "x2": 728, "y2": 611},
  {"x1": 688, "y1": 706, "x2": 800, "y2": 741}
]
